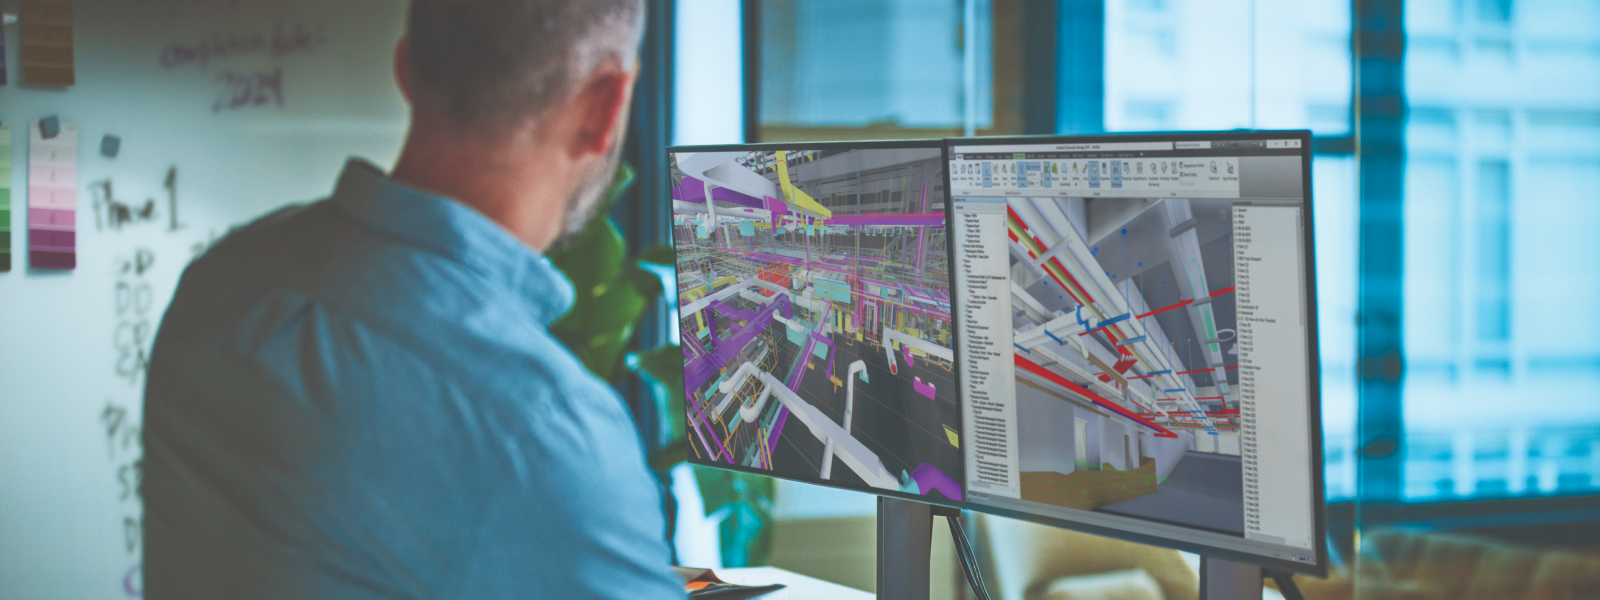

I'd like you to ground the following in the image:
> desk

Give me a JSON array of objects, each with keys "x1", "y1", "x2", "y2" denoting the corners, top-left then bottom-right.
[{"x1": 716, "y1": 566, "x2": 874, "y2": 599}]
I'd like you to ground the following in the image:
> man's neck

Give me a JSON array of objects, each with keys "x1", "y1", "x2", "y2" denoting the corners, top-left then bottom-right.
[{"x1": 390, "y1": 124, "x2": 572, "y2": 252}]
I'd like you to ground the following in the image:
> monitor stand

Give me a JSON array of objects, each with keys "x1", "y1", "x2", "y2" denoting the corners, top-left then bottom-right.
[
  {"x1": 876, "y1": 496, "x2": 1301, "y2": 600},
  {"x1": 878, "y1": 496, "x2": 993, "y2": 600},
  {"x1": 877, "y1": 496, "x2": 936, "y2": 600},
  {"x1": 1200, "y1": 556, "x2": 1263, "y2": 599}
]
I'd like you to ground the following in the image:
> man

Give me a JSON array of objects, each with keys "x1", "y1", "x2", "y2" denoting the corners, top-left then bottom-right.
[{"x1": 142, "y1": 1, "x2": 684, "y2": 597}]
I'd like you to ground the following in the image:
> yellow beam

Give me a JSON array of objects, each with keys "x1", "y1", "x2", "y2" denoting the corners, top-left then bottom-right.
[
  {"x1": 776, "y1": 150, "x2": 833, "y2": 219},
  {"x1": 680, "y1": 287, "x2": 710, "y2": 332}
]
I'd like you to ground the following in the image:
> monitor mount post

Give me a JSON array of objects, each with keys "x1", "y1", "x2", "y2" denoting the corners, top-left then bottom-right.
[
  {"x1": 1201, "y1": 557, "x2": 1306, "y2": 600},
  {"x1": 877, "y1": 496, "x2": 993, "y2": 600},
  {"x1": 877, "y1": 496, "x2": 933, "y2": 600},
  {"x1": 1201, "y1": 556, "x2": 1262, "y2": 599}
]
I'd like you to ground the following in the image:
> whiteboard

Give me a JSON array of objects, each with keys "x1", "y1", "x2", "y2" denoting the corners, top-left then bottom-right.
[{"x1": 0, "y1": 2, "x2": 409, "y2": 596}]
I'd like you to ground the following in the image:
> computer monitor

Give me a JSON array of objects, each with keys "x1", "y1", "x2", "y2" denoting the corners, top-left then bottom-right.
[
  {"x1": 945, "y1": 131, "x2": 1328, "y2": 576},
  {"x1": 668, "y1": 141, "x2": 964, "y2": 509}
]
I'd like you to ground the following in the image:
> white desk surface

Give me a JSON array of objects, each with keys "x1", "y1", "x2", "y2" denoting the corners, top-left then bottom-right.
[{"x1": 715, "y1": 566, "x2": 874, "y2": 599}]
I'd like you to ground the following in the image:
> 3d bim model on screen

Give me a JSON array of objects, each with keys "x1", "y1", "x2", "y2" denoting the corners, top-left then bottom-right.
[{"x1": 670, "y1": 147, "x2": 964, "y2": 503}]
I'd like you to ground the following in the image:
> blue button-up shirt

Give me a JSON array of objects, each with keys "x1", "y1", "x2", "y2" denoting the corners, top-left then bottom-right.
[{"x1": 143, "y1": 160, "x2": 685, "y2": 599}]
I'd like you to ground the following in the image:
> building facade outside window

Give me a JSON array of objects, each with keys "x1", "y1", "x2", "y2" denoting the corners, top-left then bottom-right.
[{"x1": 1400, "y1": 0, "x2": 1600, "y2": 502}]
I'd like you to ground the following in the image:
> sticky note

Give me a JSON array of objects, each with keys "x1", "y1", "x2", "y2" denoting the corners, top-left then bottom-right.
[
  {"x1": 39, "y1": 115, "x2": 59, "y2": 139},
  {"x1": 28, "y1": 120, "x2": 76, "y2": 270},
  {"x1": 20, "y1": 1, "x2": 75, "y2": 86},
  {"x1": 0, "y1": 125, "x2": 11, "y2": 271}
]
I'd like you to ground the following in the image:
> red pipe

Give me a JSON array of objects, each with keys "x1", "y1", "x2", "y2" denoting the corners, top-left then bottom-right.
[{"x1": 1014, "y1": 354, "x2": 1178, "y2": 438}]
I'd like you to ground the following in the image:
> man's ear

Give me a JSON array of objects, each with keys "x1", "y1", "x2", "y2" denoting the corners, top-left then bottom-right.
[
  {"x1": 569, "y1": 66, "x2": 638, "y2": 158},
  {"x1": 394, "y1": 36, "x2": 412, "y2": 102}
]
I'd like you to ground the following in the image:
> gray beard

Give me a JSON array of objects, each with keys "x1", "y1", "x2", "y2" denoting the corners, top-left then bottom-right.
[{"x1": 551, "y1": 144, "x2": 623, "y2": 251}]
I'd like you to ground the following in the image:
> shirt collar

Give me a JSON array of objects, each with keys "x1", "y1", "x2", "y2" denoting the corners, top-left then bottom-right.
[{"x1": 327, "y1": 159, "x2": 575, "y2": 325}]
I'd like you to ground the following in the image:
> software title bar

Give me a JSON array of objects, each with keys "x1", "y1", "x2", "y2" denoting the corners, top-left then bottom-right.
[{"x1": 952, "y1": 142, "x2": 1174, "y2": 154}]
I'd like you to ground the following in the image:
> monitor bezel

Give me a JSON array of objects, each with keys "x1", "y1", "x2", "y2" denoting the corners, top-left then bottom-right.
[
  {"x1": 940, "y1": 130, "x2": 1328, "y2": 578},
  {"x1": 665, "y1": 138, "x2": 966, "y2": 512}
]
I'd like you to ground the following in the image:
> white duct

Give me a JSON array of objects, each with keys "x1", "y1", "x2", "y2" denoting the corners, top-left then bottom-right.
[
  {"x1": 1012, "y1": 314, "x2": 1089, "y2": 349},
  {"x1": 739, "y1": 385, "x2": 774, "y2": 424},
  {"x1": 759, "y1": 371, "x2": 898, "y2": 489},
  {"x1": 1010, "y1": 281, "x2": 1053, "y2": 324},
  {"x1": 1009, "y1": 198, "x2": 1214, "y2": 428},
  {"x1": 714, "y1": 362, "x2": 761, "y2": 414},
  {"x1": 823, "y1": 360, "x2": 871, "y2": 480}
]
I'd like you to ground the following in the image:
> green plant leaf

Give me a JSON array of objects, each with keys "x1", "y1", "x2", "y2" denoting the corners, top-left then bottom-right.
[
  {"x1": 550, "y1": 217, "x2": 627, "y2": 329},
  {"x1": 636, "y1": 345, "x2": 686, "y2": 399},
  {"x1": 636, "y1": 243, "x2": 677, "y2": 266},
  {"x1": 692, "y1": 466, "x2": 775, "y2": 567},
  {"x1": 648, "y1": 438, "x2": 689, "y2": 473},
  {"x1": 636, "y1": 344, "x2": 687, "y2": 444},
  {"x1": 545, "y1": 161, "x2": 772, "y2": 568},
  {"x1": 625, "y1": 263, "x2": 665, "y2": 304},
  {"x1": 548, "y1": 163, "x2": 663, "y2": 381},
  {"x1": 597, "y1": 161, "x2": 637, "y2": 216},
  {"x1": 554, "y1": 279, "x2": 647, "y2": 380},
  {"x1": 547, "y1": 163, "x2": 637, "y2": 329}
]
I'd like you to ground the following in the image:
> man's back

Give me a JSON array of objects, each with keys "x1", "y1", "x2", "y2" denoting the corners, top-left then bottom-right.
[{"x1": 142, "y1": 161, "x2": 684, "y2": 599}]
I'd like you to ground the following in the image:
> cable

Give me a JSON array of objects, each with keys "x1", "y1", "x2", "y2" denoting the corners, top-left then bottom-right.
[
  {"x1": 933, "y1": 507, "x2": 994, "y2": 600},
  {"x1": 1267, "y1": 570, "x2": 1305, "y2": 600},
  {"x1": 946, "y1": 518, "x2": 993, "y2": 600}
]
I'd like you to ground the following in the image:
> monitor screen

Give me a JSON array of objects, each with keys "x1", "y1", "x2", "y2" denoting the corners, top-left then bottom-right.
[
  {"x1": 669, "y1": 142, "x2": 964, "y2": 507},
  {"x1": 945, "y1": 132, "x2": 1326, "y2": 574}
]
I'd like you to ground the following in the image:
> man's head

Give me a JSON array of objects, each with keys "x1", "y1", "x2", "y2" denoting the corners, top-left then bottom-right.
[{"x1": 394, "y1": 0, "x2": 644, "y2": 250}]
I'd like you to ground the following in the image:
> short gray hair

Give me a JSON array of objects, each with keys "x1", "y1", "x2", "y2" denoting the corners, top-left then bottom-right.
[{"x1": 406, "y1": 0, "x2": 645, "y2": 129}]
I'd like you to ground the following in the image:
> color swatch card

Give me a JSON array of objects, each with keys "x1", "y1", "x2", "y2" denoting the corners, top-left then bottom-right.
[
  {"x1": 20, "y1": 0, "x2": 74, "y2": 86},
  {"x1": 28, "y1": 121, "x2": 76, "y2": 270},
  {"x1": 0, "y1": 2, "x2": 9, "y2": 86},
  {"x1": 0, "y1": 124, "x2": 11, "y2": 271}
]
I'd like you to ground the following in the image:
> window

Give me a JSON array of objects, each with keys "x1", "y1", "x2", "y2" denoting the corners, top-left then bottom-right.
[
  {"x1": 1401, "y1": 0, "x2": 1600, "y2": 501},
  {"x1": 726, "y1": 0, "x2": 1600, "y2": 512},
  {"x1": 674, "y1": 0, "x2": 746, "y2": 145},
  {"x1": 757, "y1": 0, "x2": 992, "y2": 141}
]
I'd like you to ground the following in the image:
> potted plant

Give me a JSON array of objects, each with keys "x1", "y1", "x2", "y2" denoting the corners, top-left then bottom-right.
[{"x1": 546, "y1": 163, "x2": 774, "y2": 568}]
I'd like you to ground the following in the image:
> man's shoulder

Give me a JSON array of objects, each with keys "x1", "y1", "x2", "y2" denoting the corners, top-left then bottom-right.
[
  {"x1": 179, "y1": 198, "x2": 506, "y2": 330},
  {"x1": 193, "y1": 198, "x2": 433, "y2": 295},
  {"x1": 161, "y1": 194, "x2": 593, "y2": 395}
]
